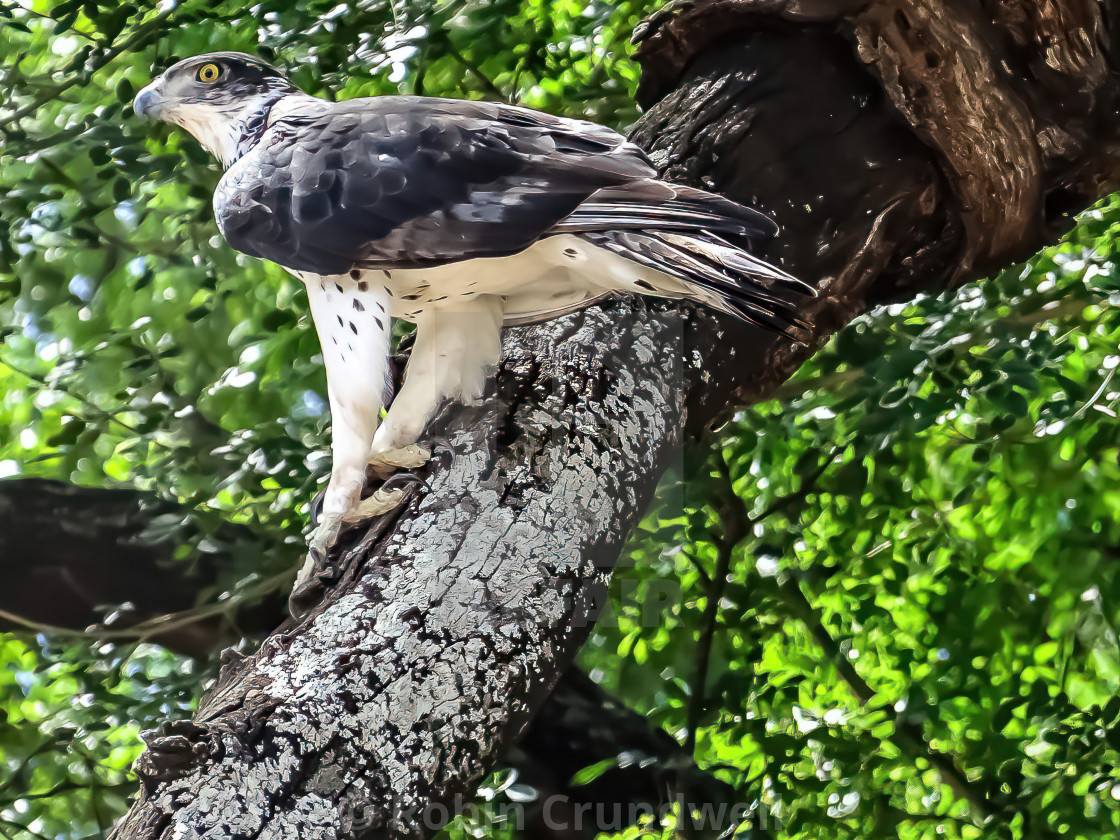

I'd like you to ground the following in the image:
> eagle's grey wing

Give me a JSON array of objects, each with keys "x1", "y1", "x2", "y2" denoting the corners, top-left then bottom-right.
[{"x1": 214, "y1": 97, "x2": 658, "y2": 276}]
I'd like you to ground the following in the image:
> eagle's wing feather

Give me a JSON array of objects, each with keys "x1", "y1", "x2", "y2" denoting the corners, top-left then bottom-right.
[
  {"x1": 214, "y1": 97, "x2": 655, "y2": 276},
  {"x1": 548, "y1": 179, "x2": 814, "y2": 334}
]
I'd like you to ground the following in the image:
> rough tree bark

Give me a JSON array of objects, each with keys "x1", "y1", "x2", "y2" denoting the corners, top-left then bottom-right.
[
  {"x1": 100, "y1": 1, "x2": 1120, "y2": 837},
  {"x1": 0, "y1": 479, "x2": 734, "y2": 840}
]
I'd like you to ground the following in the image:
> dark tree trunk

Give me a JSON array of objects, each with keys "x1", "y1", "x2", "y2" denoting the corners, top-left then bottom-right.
[
  {"x1": 99, "y1": 1, "x2": 1120, "y2": 837},
  {"x1": 0, "y1": 478, "x2": 283, "y2": 656}
]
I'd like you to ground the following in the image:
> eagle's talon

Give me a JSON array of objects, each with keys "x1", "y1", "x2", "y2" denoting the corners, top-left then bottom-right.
[
  {"x1": 291, "y1": 512, "x2": 343, "y2": 619},
  {"x1": 307, "y1": 511, "x2": 343, "y2": 565},
  {"x1": 382, "y1": 469, "x2": 431, "y2": 496},
  {"x1": 293, "y1": 481, "x2": 410, "y2": 617},
  {"x1": 367, "y1": 444, "x2": 431, "y2": 478},
  {"x1": 308, "y1": 489, "x2": 326, "y2": 528},
  {"x1": 343, "y1": 486, "x2": 411, "y2": 523}
]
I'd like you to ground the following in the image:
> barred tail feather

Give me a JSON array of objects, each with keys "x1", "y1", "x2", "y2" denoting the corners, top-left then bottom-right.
[
  {"x1": 554, "y1": 178, "x2": 813, "y2": 336},
  {"x1": 551, "y1": 180, "x2": 780, "y2": 242},
  {"x1": 579, "y1": 228, "x2": 812, "y2": 337}
]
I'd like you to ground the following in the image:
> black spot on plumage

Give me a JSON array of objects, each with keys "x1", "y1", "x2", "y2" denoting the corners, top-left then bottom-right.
[
  {"x1": 374, "y1": 316, "x2": 384, "y2": 330},
  {"x1": 336, "y1": 315, "x2": 344, "y2": 326},
  {"x1": 353, "y1": 299, "x2": 364, "y2": 311},
  {"x1": 350, "y1": 269, "x2": 361, "y2": 280},
  {"x1": 402, "y1": 293, "x2": 421, "y2": 301},
  {"x1": 349, "y1": 321, "x2": 358, "y2": 334},
  {"x1": 335, "y1": 282, "x2": 344, "y2": 293},
  {"x1": 383, "y1": 270, "x2": 392, "y2": 280},
  {"x1": 635, "y1": 279, "x2": 656, "y2": 291},
  {"x1": 357, "y1": 281, "x2": 368, "y2": 291},
  {"x1": 564, "y1": 247, "x2": 579, "y2": 258}
]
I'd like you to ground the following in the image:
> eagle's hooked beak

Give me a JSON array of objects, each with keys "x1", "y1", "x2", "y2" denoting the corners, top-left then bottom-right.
[{"x1": 133, "y1": 82, "x2": 165, "y2": 120}]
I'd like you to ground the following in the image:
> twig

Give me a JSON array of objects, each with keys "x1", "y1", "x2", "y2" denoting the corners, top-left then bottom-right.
[
  {"x1": 708, "y1": 438, "x2": 1024, "y2": 831},
  {"x1": 1071, "y1": 367, "x2": 1115, "y2": 420},
  {"x1": 0, "y1": 353, "x2": 145, "y2": 437},
  {"x1": 0, "y1": 570, "x2": 290, "y2": 643},
  {"x1": 685, "y1": 443, "x2": 845, "y2": 755},
  {"x1": 0, "y1": 7, "x2": 172, "y2": 133},
  {"x1": 773, "y1": 292, "x2": 1097, "y2": 403},
  {"x1": 684, "y1": 453, "x2": 745, "y2": 755},
  {"x1": 439, "y1": 39, "x2": 510, "y2": 103},
  {"x1": 778, "y1": 579, "x2": 1008, "y2": 829},
  {"x1": 5, "y1": 0, "x2": 102, "y2": 41}
]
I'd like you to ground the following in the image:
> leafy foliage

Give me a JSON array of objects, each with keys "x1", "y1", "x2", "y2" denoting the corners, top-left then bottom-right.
[
  {"x1": 585, "y1": 207, "x2": 1120, "y2": 838},
  {"x1": 2, "y1": 0, "x2": 1120, "y2": 838}
]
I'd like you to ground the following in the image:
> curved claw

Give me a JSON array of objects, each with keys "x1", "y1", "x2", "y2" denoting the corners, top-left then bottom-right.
[
  {"x1": 425, "y1": 435, "x2": 455, "y2": 461},
  {"x1": 308, "y1": 489, "x2": 326, "y2": 528},
  {"x1": 308, "y1": 512, "x2": 343, "y2": 565},
  {"x1": 291, "y1": 511, "x2": 343, "y2": 619},
  {"x1": 381, "y1": 469, "x2": 431, "y2": 495}
]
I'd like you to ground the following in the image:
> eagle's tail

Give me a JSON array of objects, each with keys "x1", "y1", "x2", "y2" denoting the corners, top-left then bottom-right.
[
  {"x1": 577, "y1": 227, "x2": 812, "y2": 337},
  {"x1": 555, "y1": 181, "x2": 814, "y2": 337}
]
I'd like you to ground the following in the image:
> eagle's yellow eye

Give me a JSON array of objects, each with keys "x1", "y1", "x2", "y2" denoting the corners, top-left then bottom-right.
[{"x1": 197, "y1": 63, "x2": 222, "y2": 83}]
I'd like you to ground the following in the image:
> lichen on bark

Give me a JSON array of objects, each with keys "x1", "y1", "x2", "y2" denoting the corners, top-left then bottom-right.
[{"x1": 112, "y1": 302, "x2": 688, "y2": 839}]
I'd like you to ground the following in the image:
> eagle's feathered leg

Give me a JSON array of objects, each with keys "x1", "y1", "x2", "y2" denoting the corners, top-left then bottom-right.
[
  {"x1": 371, "y1": 295, "x2": 504, "y2": 458},
  {"x1": 302, "y1": 276, "x2": 395, "y2": 560}
]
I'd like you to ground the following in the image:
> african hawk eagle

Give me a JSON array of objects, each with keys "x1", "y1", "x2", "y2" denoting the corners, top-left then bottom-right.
[{"x1": 133, "y1": 52, "x2": 810, "y2": 562}]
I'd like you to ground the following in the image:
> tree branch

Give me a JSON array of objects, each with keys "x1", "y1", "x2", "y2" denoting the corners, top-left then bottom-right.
[{"x1": 0, "y1": 477, "x2": 744, "y2": 839}]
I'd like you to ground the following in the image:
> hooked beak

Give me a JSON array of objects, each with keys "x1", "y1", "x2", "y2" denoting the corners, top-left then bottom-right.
[{"x1": 133, "y1": 81, "x2": 165, "y2": 120}]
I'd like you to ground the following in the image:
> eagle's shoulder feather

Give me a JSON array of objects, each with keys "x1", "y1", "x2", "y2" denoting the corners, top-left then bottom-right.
[{"x1": 214, "y1": 95, "x2": 655, "y2": 275}]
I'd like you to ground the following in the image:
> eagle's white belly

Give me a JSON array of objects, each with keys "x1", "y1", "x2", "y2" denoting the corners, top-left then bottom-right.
[
  {"x1": 380, "y1": 234, "x2": 683, "y2": 325},
  {"x1": 293, "y1": 234, "x2": 694, "y2": 329}
]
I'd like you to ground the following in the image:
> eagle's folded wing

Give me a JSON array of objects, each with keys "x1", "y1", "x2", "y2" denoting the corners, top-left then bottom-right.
[{"x1": 214, "y1": 97, "x2": 660, "y2": 276}]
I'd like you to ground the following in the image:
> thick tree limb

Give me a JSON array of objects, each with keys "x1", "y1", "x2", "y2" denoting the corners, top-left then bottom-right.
[
  {"x1": 111, "y1": 304, "x2": 693, "y2": 838},
  {"x1": 0, "y1": 478, "x2": 742, "y2": 839},
  {"x1": 107, "y1": 1, "x2": 1120, "y2": 837},
  {"x1": 0, "y1": 478, "x2": 280, "y2": 656}
]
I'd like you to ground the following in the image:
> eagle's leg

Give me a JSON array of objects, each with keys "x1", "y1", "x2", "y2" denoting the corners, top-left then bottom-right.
[
  {"x1": 302, "y1": 276, "x2": 395, "y2": 562},
  {"x1": 308, "y1": 401, "x2": 379, "y2": 561},
  {"x1": 371, "y1": 295, "x2": 504, "y2": 462}
]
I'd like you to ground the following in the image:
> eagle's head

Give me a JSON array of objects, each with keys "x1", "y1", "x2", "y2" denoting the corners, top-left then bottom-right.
[{"x1": 134, "y1": 52, "x2": 299, "y2": 167}]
